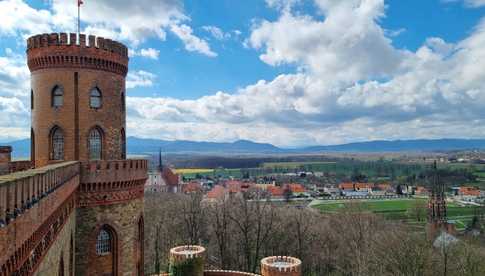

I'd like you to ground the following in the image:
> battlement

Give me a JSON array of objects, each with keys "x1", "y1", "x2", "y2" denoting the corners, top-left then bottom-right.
[
  {"x1": 26, "y1": 33, "x2": 129, "y2": 76},
  {"x1": 27, "y1": 33, "x2": 128, "y2": 57},
  {"x1": 78, "y1": 159, "x2": 148, "y2": 206},
  {"x1": 261, "y1": 256, "x2": 301, "y2": 276}
]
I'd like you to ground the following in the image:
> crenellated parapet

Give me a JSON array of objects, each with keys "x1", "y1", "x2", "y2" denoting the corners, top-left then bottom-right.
[
  {"x1": 78, "y1": 159, "x2": 148, "y2": 206},
  {"x1": 26, "y1": 33, "x2": 129, "y2": 76},
  {"x1": 260, "y1": 256, "x2": 301, "y2": 276}
]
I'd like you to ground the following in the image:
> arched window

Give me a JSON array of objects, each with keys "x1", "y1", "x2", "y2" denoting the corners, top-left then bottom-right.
[
  {"x1": 52, "y1": 86, "x2": 63, "y2": 107},
  {"x1": 88, "y1": 127, "x2": 102, "y2": 160},
  {"x1": 51, "y1": 127, "x2": 64, "y2": 160},
  {"x1": 121, "y1": 91, "x2": 125, "y2": 112},
  {"x1": 120, "y1": 128, "x2": 126, "y2": 159},
  {"x1": 58, "y1": 255, "x2": 65, "y2": 276},
  {"x1": 31, "y1": 128, "x2": 35, "y2": 164},
  {"x1": 90, "y1": 87, "x2": 102, "y2": 108},
  {"x1": 96, "y1": 228, "x2": 111, "y2": 255}
]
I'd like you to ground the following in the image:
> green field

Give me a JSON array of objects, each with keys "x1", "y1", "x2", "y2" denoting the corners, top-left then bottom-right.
[
  {"x1": 262, "y1": 161, "x2": 337, "y2": 169},
  {"x1": 312, "y1": 198, "x2": 479, "y2": 230}
]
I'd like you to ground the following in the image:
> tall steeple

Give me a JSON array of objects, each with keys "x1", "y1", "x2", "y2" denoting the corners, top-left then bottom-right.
[
  {"x1": 158, "y1": 148, "x2": 163, "y2": 170},
  {"x1": 428, "y1": 161, "x2": 447, "y2": 224}
]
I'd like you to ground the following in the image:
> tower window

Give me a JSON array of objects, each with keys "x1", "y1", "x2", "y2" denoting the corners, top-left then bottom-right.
[
  {"x1": 51, "y1": 127, "x2": 64, "y2": 160},
  {"x1": 52, "y1": 86, "x2": 63, "y2": 107},
  {"x1": 96, "y1": 229, "x2": 111, "y2": 255},
  {"x1": 31, "y1": 89, "x2": 34, "y2": 110},
  {"x1": 90, "y1": 87, "x2": 102, "y2": 109},
  {"x1": 121, "y1": 128, "x2": 126, "y2": 159},
  {"x1": 89, "y1": 127, "x2": 102, "y2": 160},
  {"x1": 121, "y1": 92, "x2": 125, "y2": 112}
]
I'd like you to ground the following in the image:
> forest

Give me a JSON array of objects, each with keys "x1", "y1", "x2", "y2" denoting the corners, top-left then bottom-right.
[{"x1": 144, "y1": 191, "x2": 485, "y2": 276}]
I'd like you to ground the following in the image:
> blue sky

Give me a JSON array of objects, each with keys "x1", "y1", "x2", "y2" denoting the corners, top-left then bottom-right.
[{"x1": 1, "y1": 0, "x2": 485, "y2": 147}]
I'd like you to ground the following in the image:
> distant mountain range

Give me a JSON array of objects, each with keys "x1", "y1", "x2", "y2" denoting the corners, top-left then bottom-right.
[{"x1": 3, "y1": 137, "x2": 485, "y2": 158}]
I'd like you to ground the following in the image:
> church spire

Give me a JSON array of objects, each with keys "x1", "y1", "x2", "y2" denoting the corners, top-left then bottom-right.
[{"x1": 158, "y1": 148, "x2": 163, "y2": 170}]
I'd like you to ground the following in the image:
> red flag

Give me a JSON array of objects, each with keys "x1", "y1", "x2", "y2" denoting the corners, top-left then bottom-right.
[{"x1": 78, "y1": 0, "x2": 83, "y2": 6}]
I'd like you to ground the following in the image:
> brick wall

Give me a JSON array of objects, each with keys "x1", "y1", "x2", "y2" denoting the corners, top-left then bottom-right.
[
  {"x1": 75, "y1": 198, "x2": 143, "y2": 276},
  {"x1": 34, "y1": 213, "x2": 76, "y2": 276}
]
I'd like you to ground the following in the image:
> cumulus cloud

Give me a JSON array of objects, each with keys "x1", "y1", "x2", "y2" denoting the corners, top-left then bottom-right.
[
  {"x1": 202, "y1": 25, "x2": 231, "y2": 40},
  {"x1": 170, "y1": 24, "x2": 218, "y2": 57},
  {"x1": 2, "y1": 0, "x2": 485, "y2": 146},
  {"x1": 124, "y1": 0, "x2": 485, "y2": 146},
  {"x1": 0, "y1": 0, "x2": 215, "y2": 57},
  {"x1": 129, "y1": 48, "x2": 160, "y2": 60},
  {"x1": 126, "y1": 70, "x2": 157, "y2": 89}
]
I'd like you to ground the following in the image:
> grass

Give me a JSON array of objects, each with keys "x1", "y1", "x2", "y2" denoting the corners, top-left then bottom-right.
[
  {"x1": 313, "y1": 198, "x2": 478, "y2": 229},
  {"x1": 262, "y1": 161, "x2": 337, "y2": 169}
]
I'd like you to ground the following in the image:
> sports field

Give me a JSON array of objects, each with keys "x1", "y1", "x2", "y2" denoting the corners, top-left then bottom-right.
[{"x1": 312, "y1": 198, "x2": 478, "y2": 230}]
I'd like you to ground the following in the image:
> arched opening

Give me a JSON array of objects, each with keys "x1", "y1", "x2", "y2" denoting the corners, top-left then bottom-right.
[
  {"x1": 137, "y1": 216, "x2": 144, "y2": 276},
  {"x1": 120, "y1": 128, "x2": 126, "y2": 159},
  {"x1": 58, "y1": 255, "x2": 64, "y2": 276},
  {"x1": 50, "y1": 126, "x2": 64, "y2": 160},
  {"x1": 31, "y1": 128, "x2": 35, "y2": 165},
  {"x1": 91, "y1": 225, "x2": 117, "y2": 276},
  {"x1": 52, "y1": 85, "x2": 63, "y2": 107},
  {"x1": 88, "y1": 127, "x2": 103, "y2": 160},
  {"x1": 69, "y1": 233, "x2": 74, "y2": 276},
  {"x1": 90, "y1": 87, "x2": 102, "y2": 109},
  {"x1": 121, "y1": 91, "x2": 125, "y2": 112}
]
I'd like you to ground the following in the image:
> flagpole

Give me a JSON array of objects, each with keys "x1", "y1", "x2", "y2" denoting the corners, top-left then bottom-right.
[{"x1": 77, "y1": 1, "x2": 80, "y2": 37}]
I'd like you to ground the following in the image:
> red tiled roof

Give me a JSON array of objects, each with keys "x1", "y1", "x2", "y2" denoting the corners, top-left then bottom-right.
[
  {"x1": 183, "y1": 182, "x2": 202, "y2": 193},
  {"x1": 207, "y1": 185, "x2": 226, "y2": 199},
  {"x1": 285, "y1": 183, "x2": 306, "y2": 193},
  {"x1": 459, "y1": 186, "x2": 480, "y2": 196},
  {"x1": 339, "y1": 182, "x2": 354, "y2": 190},
  {"x1": 162, "y1": 167, "x2": 179, "y2": 186},
  {"x1": 267, "y1": 186, "x2": 284, "y2": 197}
]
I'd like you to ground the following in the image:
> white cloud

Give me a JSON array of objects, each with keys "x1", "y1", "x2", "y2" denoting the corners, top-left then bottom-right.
[
  {"x1": 170, "y1": 24, "x2": 217, "y2": 57},
  {"x1": 129, "y1": 48, "x2": 160, "y2": 60},
  {"x1": 126, "y1": 70, "x2": 157, "y2": 89},
  {"x1": 2, "y1": 0, "x2": 485, "y2": 147},
  {"x1": 202, "y1": 25, "x2": 231, "y2": 40},
  {"x1": 0, "y1": 0, "x2": 215, "y2": 57},
  {"x1": 0, "y1": 0, "x2": 52, "y2": 37},
  {"x1": 444, "y1": 0, "x2": 485, "y2": 7},
  {"x1": 123, "y1": 0, "x2": 485, "y2": 147}
]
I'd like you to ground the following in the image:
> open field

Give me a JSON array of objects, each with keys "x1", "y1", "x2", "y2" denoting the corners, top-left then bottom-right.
[
  {"x1": 312, "y1": 198, "x2": 479, "y2": 230},
  {"x1": 174, "y1": 168, "x2": 214, "y2": 174},
  {"x1": 262, "y1": 161, "x2": 336, "y2": 169}
]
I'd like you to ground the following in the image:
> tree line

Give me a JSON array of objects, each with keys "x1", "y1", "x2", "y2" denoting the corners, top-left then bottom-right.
[{"x1": 144, "y1": 191, "x2": 485, "y2": 276}]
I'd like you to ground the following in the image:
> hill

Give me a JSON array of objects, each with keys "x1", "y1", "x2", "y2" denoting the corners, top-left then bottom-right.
[{"x1": 3, "y1": 138, "x2": 485, "y2": 158}]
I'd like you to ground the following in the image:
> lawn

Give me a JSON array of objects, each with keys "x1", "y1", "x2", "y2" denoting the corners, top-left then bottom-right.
[
  {"x1": 312, "y1": 198, "x2": 478, "y2": 229},
  {"x1": 262, "y1": 161, "x2": 337, "y2": 169}
]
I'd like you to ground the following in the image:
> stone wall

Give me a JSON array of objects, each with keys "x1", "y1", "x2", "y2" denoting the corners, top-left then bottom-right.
[
  {"x1": 34, "y1": 212, "x2": 76, "y2": 276},
  {"x1": 75, "y1": 198, "x2": 144, "y2": 276}
]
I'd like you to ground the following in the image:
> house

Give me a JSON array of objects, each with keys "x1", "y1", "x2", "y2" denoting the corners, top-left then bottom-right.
[
  {"x1": 267, "y1": 186, "x2": 284, "y2": 198},
  {"x1": 182, "y1": 181, "x2": 202, "y2": 194}
]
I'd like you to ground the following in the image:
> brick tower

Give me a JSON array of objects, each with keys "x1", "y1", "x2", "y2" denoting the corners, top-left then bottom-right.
[{"x1": 27, "y1": 33, "x2": 146, "y2": 275}]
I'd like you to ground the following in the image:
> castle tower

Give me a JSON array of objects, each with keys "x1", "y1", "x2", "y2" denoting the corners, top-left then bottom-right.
[
  {"x1": 27, "y1": 33, "x2": 146, "y2": 275},
  {"x1": 27, "y1": 33, "x2": 128, "y2": 168},
  {"x1": 169, "y1": 245, "x2": 205, "y2": 276}
]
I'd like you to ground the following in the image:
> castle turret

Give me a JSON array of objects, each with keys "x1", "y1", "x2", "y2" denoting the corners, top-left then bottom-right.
[
  {"x1": 169, "y1": 245, "x2": 205, "y2": 276},
  {"x1": 261, "y1": 256, "x2": 301, "y2": 276},
  {"x1": 26, "y1": 33, "x2": 146, "y2": 276},
  {"x1": 27, "y1": 33, "x2": 128, "y2": 168}
]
